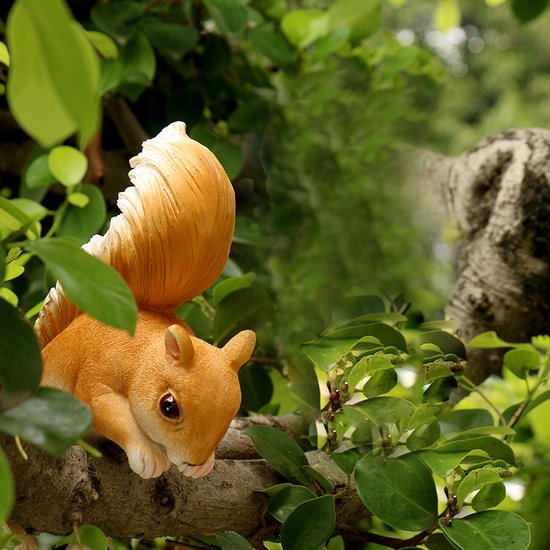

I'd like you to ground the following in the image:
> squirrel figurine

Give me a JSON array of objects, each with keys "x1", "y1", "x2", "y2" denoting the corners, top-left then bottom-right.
[{"x1": 35, "y1": 122, "x2": 256, "y2": 479}]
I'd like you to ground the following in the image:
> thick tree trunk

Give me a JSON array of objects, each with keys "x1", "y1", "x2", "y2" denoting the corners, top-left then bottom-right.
[{"x1": 413, "y1": 129, "x2": 550, "y2": 386}]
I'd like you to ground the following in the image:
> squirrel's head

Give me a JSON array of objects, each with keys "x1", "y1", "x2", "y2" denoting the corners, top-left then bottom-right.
[{"x1": 128, "y1": 324, "x2": 255, "y2": 478}]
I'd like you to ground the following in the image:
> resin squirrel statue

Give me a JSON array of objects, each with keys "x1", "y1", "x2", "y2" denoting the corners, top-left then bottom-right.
[{"x1": 35, "y1": 122, "x2": 256, "y2": 479}]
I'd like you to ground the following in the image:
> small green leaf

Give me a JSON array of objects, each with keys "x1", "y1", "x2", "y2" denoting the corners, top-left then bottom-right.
[
  {"x1": 419, "y1": 450, "x2": 492, "y2": 478},
  {"x1": 24, "y1": 154, "x2": 57, "y2": 189},
  {"x1": 248, "y1": 26, "x2": 296, "y2": 67},
  {"x1": 0, "y1": 42, "x2": 10, "y2": 67},
  {"x1": 140, "y1": 18, "x2": 199, "y2": 59},
  {"x1": 457, "y1": 469, "x2": 501, "y2": 507},
  {"x1": 468, "y1": 331, "x2": 527, "y2": 350},
  {"x1": 355, "y1": 453, "x2": 438, "y2": 531},
  {"x1": 419, "y1": 330, "x2": 467, "y2": 359},
  {"x1": 280, "y1": 495, "x2": 335, "y2": 550},
  {"x1": 440, "y1": 511, "x2": 530, "y2": 550},
  {"x1": 303, "y1": 465, "x2": 334, "y2": 493},
  {"x1": 57, "y1": 183, "x2": 107, "y2": 242},
  {"x1": 85, "y1": 30, "x2": 118, "y2": 58},
  {"x1": 363, "y1": 369, "x2": 397, "y2": 397},
  {"x1": 48, "y1": 146, "x2": 88, "y2": 187},
  {"x1": 0, "y1": 288, "x2": 18, "y2": 306},
  {"x1": 90, "y1": 1, "x2": 147, "y2": 41},
  {"x1": 55, "y1": 525, "x2": 108, "y2": 550},
  {"x1": 0, "y1": 195, "x2": 31, "y2": 232},
  {"x1": 0, "y1": 387, "x2": 93, "y2": 455},
  {"x1": 205, "y1": 0, "x2": 249, "y2": 36},
  {"x1": 330, "y1": 449, "x2": 358, "y2": 476},
  {"x1": 268, "y1": 485, "x2": 316, "y2": 522},
  {"x1": 3, "y1": 262, "x2": 24, "y2": 282},
  {"x1": 511, "y1": 0, "x2": 549, "y2": 23},
  {"x1": 211, "y1": 139, "x2": 244, "y2": 180},
  {"x1": 503, "y1": 348, "x2": 540, "y2": 379},
  {"x1": 407, "y1": 420, "x2": 441, "y2": 451},
  {"x1": 0, "y1": 447, "x2": 14, "y2": 523},
  {"x1": 439, "y1": 409, "x2": 494, "y2": 436},
  {"x1": 281, "y1": 10, "x2": 328, "y2": 48},
  {"x1": 25, "y1": 237, "x2": 137, "y2": 334},
  {"x1": 213, "y1": 273, "x2": 256, "y2": 305},
  {"x1": 434, "y1": 0, "x2": 461, "y2": 31},
  {"x1": 423, "y1": 376, "x2": 457, "y2": 403},
  {"x1": 344, "y1": 396, "x2": 416, "y2": 429},
  {"x1": 216, "y1": 531, "x2": 254, "y2": 550},
  {"x1": 67, "y1": 192, "x2": 90, "y2": 208},
  {"x1": 327, "y1": 0, "x2": 381, "y2": 43},
  {"x1": 311, "y1": 27, "x2": 350, "y2": 62},
  {"x1": 243, "y1": 425, "x2": 309, "y2": 485},
  {"x1": 471, "y1": 481, "x2": 506, "y2": 511},
  {"x1": 0, "y1": 299, "x2": 42, "y2": 410},
  {"x1": 118, "y1": 32, "x2": 156, "y2": 100}
]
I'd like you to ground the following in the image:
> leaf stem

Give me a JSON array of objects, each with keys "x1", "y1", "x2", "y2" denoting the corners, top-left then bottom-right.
[
  {"x1": 14, "y1": 435, "x2": 28, "y2": 460},
  {"x1": 458, "y1": 376, "x2": 507, "y2": 427},
  {"x1": 77, "y1": 438, "x2": 102, "y2": 458}
]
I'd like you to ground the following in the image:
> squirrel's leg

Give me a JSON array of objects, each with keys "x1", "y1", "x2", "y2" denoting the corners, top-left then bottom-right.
[{"x1": 87, "y1": 389, "x2": 171, "y2": 479}]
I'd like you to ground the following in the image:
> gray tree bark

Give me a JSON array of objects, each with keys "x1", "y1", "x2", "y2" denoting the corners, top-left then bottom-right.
[{"x1": 412, "y1": 129, "x2": 550, "y2": 386}]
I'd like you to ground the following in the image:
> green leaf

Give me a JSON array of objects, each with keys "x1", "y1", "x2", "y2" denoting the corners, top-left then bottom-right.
[
  {"x1": 327, "y1": 0, "x2": 381, "y2": 43},
  {"x1": 423, "y1": 376, "x2": 457, "y2": 403},
  {"x1": 24, "y1": 154, "x2": 57, "y2": 189},
  {"x1": 303, "y1": 465, "x2": 334, "y2": 493},
  {"x1": 281, "y1": 10, "x2": 328, "y2": 48},
  {"x1": 216, "y1": 531, "x2": 254, "y2": 550},
  {"x1": 503, "y1": 348, "x2": 540, "y2": 379},
  {"x1": 419, "y1": 450, "x2": 492, "y2": 478},
  {"x1": 457, "y1": 469, "x2": 501, "y2": 507},
  {"x1": 323, "y1": 322, "x2": 407, "y2": 350},
  {"x1": 344, "y1": 396, "x2": 416, "y2": 428},
  {"x1": 0, "y1": 534, "x2": 20, "y2": 550},
  {"x1": 205, "y1": 0, "x2": 249, "y2": 36},
  {"x1": 407, "y1": 420, "x2": 441, "y2": 451},
  {"x1": 243, "y1": 425, "x2": 310, "y2": 485},
  {"x1": 362, "y1": 369, "x2": 397, "y2": 398},
  {"x1": 280, "y1": 495, "x2": 335, "y2": 550},
  {"x1": 211, "y1": 139, "x2": 244, "y2": 180},
  {"x1": 268, "y1": 485, "x2": 316, "y2": 522},
  {"x1": 118, "y1": 32, "x2": 156, "y2": 100},
  {"x1": 0, "y1": 246, "x2": 5, "y2": 282},
  {"x1": 67, "y1": 192, "x2": 90, "y2": 208},
  {"x1": 303, "y1": 338, "x2": 359, "y2": 372},
  {"x1": 471, "y1": 481, "x2": 506, "y2": 511},
  {"x1": 0, "y1": 42, "x2": 9, "y2": 66},
  {"x1": 0, "y1": 447, "x2": 14, "y2": 523},
  {"x1": 55, "y1": 525, "x2": 108, "y2": 550},
  {"x1": 228, "y1": 97, "x2": 272, "y2": 133},
  {"x1": 355, "y1": 453, "x2": 438, "y2": 531},
  {"x1": 468, "y1": 331, "x2": 527, "y2": 350},
  {"x1": 440, "y1": 511, "x2": 530, "y2": 550},
  {"x1": 85, "y1": 30, "x2": 118, "y2": 58},
  {"x1": 511, "y1": 0, "x2": 549, "y2": 23},
  {"x1": 434, "y1": 0, "x2": 461, "y2": 31},
  {"x1": 311, "y1": 27, "x2": 350, "y2": 62},
  {"x1": 0, "y1": 387, "x2": 93, "y2": 455},
  {"x1": 4, "y1": 262, "x2": 25, "y2": 282},
  {"x1": 48, "y1": 146, "x2": 88, "y2": 187},
  {"x1": 213, "y1": 286, "x2": 271, "y2": 346},
  {"x1": 99, "y1": 58, "x2": 123, "y2": 96},
  {"x1": 330, "y1": 450, "x2": 358, "y2": 476},
  {"x1": 439, "y1": 409, "x2": 494, "y2": 436},
  {"x1": 434, "y1": 436, "x2": 515, "y2": 466},
  {"x1": 418, "y1": 330, "x2": 467, "y2": 359},
  {"x1": 0, "y1": 299, "x2": 42, "y2": 410},
  {"x1": 57, "y1": 183, "x2": 107, "y2": 243},
  {"x1": 140, "y1": 18, "x2": 199, "y2": 60},
  {"x1": 7, "y1": 0, "x2": 100, "y2": 148},
  {"x1": 248, "y1": 26, "x2": 296, "y2": 67},
  {"x1": 24, "y1": 237, "x2": 137, "y2": 335},
  {"x1": 213, "y1": 273, "x2": 256, "y2": 305},
  {"x1": 0, "y1": 195, "x2": 31, "y2": 232},
  {"x1": 239, "y1": 364, "x2": 273, "y2": 413},
  {"x1": 90, "y1": 1, "x2": 147, "y2": 41}
]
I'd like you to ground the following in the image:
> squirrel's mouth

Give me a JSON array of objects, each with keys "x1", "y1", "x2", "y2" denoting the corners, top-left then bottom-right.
[{"x1": 178, "y1": 452, "x2": 215, "y2": 478}]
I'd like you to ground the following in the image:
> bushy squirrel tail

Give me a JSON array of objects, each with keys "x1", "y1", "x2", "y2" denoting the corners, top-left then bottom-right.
[{"x1": 35, "y1": 122, "x2": 235, "y2": 348}]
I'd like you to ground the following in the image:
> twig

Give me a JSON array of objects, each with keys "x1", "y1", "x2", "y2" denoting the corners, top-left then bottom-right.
[
  {"x1": 336, "y1": 523, "x2": 438, "y2": 549},
  {"x1": 458, "y1": 377, "x2": 507, "y2": 427}
]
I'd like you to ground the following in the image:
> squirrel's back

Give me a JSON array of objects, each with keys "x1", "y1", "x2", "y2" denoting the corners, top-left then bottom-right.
[{"x1": 35, "y1": 122, "x2": 235, "y2": 348}]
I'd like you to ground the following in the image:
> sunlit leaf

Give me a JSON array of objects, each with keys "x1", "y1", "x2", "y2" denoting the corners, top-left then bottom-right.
[
  {"x1": 48, "y1": 146, "x2": 88, "y2": 187},
  {"x1": 434, "y1": 0, "x2": 461, "y2": 32}
]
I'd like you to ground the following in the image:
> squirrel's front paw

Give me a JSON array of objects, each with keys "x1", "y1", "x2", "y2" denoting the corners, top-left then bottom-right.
[{"x1": 126, "y1": 441, "x2": 170, "y2": 479}]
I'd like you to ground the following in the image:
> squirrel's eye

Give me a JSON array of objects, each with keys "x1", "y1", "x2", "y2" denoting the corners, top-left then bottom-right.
[{"x1": 159, "y1": 393, "x2": 179, "y2": 419}]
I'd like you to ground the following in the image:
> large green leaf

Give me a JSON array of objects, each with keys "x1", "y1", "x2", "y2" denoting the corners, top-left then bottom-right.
[
  {"x1": 280, "y1": 495, "x2": 335, "y2": 550},
  {"x1": 213, "y1": 273, "x2": 256, "y2": 306},
  {"x1": 0, "y1": 447, "x2": 14, "y2": 524},
  {"x1": 503, "y1": 348, "x2": 540, "y2": 379},
  {"x1": 248, "y1": 26, "x2": 296, "y2": 67},
  {"x1": 55, "y1": 525, "x2": 108, "y2": 550},
  {"x1": 440, "y1": 511, "x2": 530, "y2": 550},
  {"x1": 0, "y1": 299, "x2": 42, "y2": 410},
  {"x1": 243, "y1": 425, "x2": 309, "y2": 485},
  {"x1": 511, "y1": 0, "x2": 549, "y2": 23},
  {"x1": 326, "y1": 0, "x2": 381, "y2": 43},
  {"x1": 433, "y1": 436, "x2": 515, "y2": 466},
  {"x1": 7, "y1": 0, "x2": 100, "y2": 147},
  {"x1": 140, "y1": 18, "x2": 199, "y2": 60},
  {"x1": 418, "y1": 330, "x2": 467, "y2": 359},
  {"x1": 456, "y1": 469, "x2": 501, "y2": 507},
  {"x1": 268, "y1": 485, "x2": 316, "y2": 522},
  {"x1": 362, "y1": 369, "x2": 397, "y2": 398},
  {"x1": 354, "y1": 453, "x2": 438, "y2": 531},
  {"x1": 438, "y1": 409, "x2": 494, "y2": 436},
  {"x1": 471, "y1": 481, "x2": 506, "y2": 511},
  {"x1": 205, "y1": 0, "x2": 249, "y2": 36},
  {"x1": 344, "y1": 396, "x2": 416, "y2": 428},
  {"x1": 24, "y1": 153, "x2": 57, "y2": 189},
  {"x1": 419, "y1": 450, "x2": 491, "y2": 478},
  {"x1": 0, "y1": 387, "x2": 93, "y2": 455},
  {"x1": 24, "y1": 237, "x2": 137, "y2": 334}
]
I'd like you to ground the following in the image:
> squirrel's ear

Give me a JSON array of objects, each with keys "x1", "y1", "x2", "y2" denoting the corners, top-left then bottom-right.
[
  {"x1": 165, "y1": 324, "x2": 194, "y2": 364},
  {"x1": 223, "y1": 330, "x2": 256, "y2": 372}
]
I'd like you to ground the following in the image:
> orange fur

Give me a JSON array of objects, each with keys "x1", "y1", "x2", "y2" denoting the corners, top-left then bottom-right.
[{"x1": 37, "y1": 123, "x2": 256, "y2": 479}]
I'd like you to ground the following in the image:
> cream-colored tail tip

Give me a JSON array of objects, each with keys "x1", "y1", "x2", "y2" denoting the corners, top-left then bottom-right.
[{"x1": 156, "y1": 120, "x2": 188, "y2": 141}]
